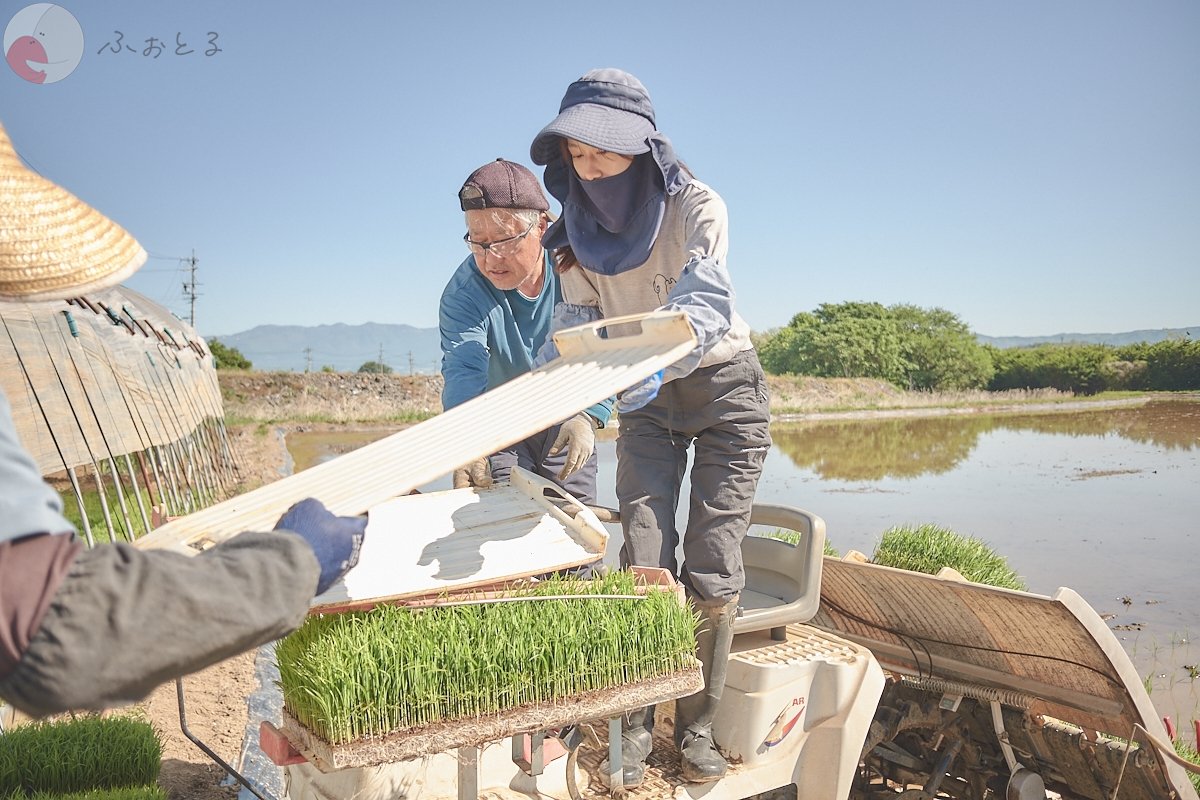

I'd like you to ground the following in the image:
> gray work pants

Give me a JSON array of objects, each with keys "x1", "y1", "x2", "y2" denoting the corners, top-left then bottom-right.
[
  {"x1": 615, "y1": 349, "x2": 771, "y2": 605},
  {"x1": 489, "y1": 421, "x2": 598, "y2": 505},
  {"x1": 0, "y1": 531, "x2": 318, "y2": 717}
]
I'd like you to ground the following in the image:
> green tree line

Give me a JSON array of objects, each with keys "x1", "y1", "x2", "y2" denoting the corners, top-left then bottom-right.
[{"x1": 756, "y1": 302, "x2": 1200, "y2": 394}]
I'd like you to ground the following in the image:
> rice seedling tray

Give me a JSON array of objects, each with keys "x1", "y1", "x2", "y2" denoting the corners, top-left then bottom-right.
[
  {"x1": 276, "y1": 661, "x2": 703, "y2": 771},
  {"x1": 272, "y1": 567, "x2": 699, "y2": 772},
  {"x1": 309, "y1": 467, "x2": 611, "y2": 614}
]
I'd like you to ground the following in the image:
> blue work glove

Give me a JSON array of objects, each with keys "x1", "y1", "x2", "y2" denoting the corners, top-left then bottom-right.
[
  {"x1": 616, "y1": 370, "x2": 663, "y2": 414},
  {"x1": 274, "y1": 498, "x2": 366, "y2": 596}
]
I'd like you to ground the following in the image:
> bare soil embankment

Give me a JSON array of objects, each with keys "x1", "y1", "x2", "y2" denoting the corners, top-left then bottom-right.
[{"x1": 218, "y1": 370, "x2": 1144, "y2": 426}]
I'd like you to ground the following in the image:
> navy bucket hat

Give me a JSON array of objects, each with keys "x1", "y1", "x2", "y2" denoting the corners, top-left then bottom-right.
[{"x1": 530, "y1": 68, "x2": 657, "y2": 165}]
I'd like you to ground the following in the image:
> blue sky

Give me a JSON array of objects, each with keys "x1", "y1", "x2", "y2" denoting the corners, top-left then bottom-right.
[{"x1": 3, "y1": 1, "x2": 1197, "y2": 339}]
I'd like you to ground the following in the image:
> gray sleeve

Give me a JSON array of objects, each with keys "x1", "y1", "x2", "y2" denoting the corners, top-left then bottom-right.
[
  {"x1": 661, "y1": 255, "x2": 735, "y2": 381},
  {"x1": 0, "y1": 530, "x2": 319, "y2": 717}
]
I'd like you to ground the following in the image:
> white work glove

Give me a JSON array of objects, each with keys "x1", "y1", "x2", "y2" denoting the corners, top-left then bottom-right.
[
  {"x1": 453, "y1": 456, "x2": 493, "y2": 490},
  {"x1": 549, "y1": 413, "x2": 596, "y2": 480}
]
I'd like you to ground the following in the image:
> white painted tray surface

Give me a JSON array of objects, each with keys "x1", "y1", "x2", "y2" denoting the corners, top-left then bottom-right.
[{"x1": 309, "y1": 468, "x2": 608, "y2": 613}]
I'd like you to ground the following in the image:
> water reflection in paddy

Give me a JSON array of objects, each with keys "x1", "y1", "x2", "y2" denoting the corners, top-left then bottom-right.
[{"x1": 287, "y1": 397, "x2": 1200, "y2": 722}]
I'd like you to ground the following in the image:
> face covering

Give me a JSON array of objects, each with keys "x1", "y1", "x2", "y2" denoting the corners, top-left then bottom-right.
[
  {"x1": 561, "y1": 154, "x2": 663, "y2": 275},
  {"x1": 542, "y1": 136, "x2": 688, "y2": 277}
]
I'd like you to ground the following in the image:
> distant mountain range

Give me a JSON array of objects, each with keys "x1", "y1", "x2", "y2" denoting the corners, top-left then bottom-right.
[
  {"x1": 209, "y1": 322, "x2": 1197, "y2": 373},
  {"x1": 976, "y1": 326, "x2": 1196, "y2": 349},
  {"x1": 210, "y1": 322, "x2": 443, "y2": 373}
]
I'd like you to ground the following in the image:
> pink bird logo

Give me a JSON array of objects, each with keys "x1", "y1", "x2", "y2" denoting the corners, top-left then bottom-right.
[{"x1": 6, "y1": 33, "x2": 48, "y2": 83}]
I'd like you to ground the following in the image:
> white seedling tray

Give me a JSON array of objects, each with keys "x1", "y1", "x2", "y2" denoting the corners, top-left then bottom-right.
[
  {"x1": 134, "y1": 310, "x2": 694, "y2": 557},
  {"x1": 310, "y1": 467, "x2": 608, "y2": 614}
]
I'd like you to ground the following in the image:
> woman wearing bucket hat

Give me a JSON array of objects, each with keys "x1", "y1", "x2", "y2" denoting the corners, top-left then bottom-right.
[
  {"x1": 0, "y1": 121, "x2": 365, "y2": 717},
  {"x1": 531, "y1": 68, "x2": 772, "y2": 788}
]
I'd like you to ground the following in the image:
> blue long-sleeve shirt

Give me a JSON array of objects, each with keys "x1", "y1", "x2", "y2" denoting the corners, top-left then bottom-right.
[{"x1": 438, "y1": 251, "x2": 612, "y2": 426}]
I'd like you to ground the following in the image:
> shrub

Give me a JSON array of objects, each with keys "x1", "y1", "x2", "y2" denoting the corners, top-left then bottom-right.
[
  {"x1": 0, "y1": 716, "x2": 161, "y2": 796},
  {"x1": 872, "y1": 524, "x2": 1026, "y2": 590},
  {"x1": 207, "y1": 339, "x2": 252, "y2": 370},
  {"x1": 357, "y1": 360, "x2": 393, "y2": 374}
]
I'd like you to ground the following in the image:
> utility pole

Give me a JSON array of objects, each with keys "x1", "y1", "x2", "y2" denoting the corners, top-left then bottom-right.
[
  {"x1": 378, "y1": 342, "x2": 385, "y2": 368},
  {"x1": 408, "y1": 350, "x2": 414, "y2": 375},
  {"x1": 181, "y1": 250, "x2": 199, "y2": 328},
  {"x1": 303, "y1": 347, "x2": 313, "y2": 373}
]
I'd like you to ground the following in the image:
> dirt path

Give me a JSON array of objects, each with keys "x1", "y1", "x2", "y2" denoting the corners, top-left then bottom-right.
[{"x1": 143, "y1": 421, "x2": 290, "y2": 799}]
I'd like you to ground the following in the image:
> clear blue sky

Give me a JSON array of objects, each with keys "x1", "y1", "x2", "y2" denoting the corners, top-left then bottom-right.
[{"x1": 4, "y1": 1, "x2": 1197, "y2": 339}]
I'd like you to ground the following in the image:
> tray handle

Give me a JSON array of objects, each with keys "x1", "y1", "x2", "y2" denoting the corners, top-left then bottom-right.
[
  {"x1": 509, "y1": 468, "x2": 608, "y2": 554},
  {"x1": 550, "y1": 310, "x2": 695, "y2": 360}
]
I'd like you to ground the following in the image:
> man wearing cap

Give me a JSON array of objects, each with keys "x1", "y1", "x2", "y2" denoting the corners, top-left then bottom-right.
[
  {"x1": 439, "y1": 158, "x2": 611, "y2": 501},
  {"x1": 0, "y1": 121, "x2": 366, "y2": 717}
]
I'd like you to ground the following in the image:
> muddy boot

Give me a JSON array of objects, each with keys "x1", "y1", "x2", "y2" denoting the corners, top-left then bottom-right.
[
  {"x1": 674, "y1": 596, "x2": 738, "y2": 783},
  {"x1": 600, "y1": 705, "x2": 655, "y2": 790}
]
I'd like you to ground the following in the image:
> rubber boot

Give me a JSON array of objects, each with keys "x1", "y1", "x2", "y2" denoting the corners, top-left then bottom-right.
[
  {"x1": 600, "y1": 705, "x2": 655, "y2": 790},
  {"x1": 674, "y1": 596, "x2": 738, "y2": 783}
]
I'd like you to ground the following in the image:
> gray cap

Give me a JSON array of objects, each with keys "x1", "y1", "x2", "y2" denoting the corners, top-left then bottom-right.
[{"x1": 458, "y1": 158, "x2": 549, "y2": 212}]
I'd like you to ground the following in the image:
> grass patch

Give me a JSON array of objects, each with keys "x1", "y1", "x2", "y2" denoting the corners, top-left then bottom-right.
[
  {"x1": 872, "y1": 523, "x2": 1026, "y2": 590},
  {"x1": 276, "y1": 570, "x2": 698, "y2": 744},
  {"x1": 56, "y1": 482, "x2": 154, "y2": 544},
  {"x1": 0, "y1": 715, "x2": 161, "y2": 796},
  {"x1": 767, "y1": 378, "x2": 1146, "y2": 416},
  {"x1": 1174, "y1": 737, "x2": 1200, "y2": 793},
  {"x1": 229, "y1": 411, "x2": 435, "y2": 426},
  {"x1": 6, "y1": 789, "x2": 169, "y2": 799}
]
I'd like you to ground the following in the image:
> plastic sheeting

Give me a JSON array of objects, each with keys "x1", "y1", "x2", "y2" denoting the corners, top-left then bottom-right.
[{"x1": 0, "y1": 286, "x2": 231, "y2": 516}]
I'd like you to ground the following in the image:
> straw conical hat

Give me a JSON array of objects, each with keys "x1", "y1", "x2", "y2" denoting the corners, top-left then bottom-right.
[{"x1": 0, "y1": 122, "x2": 147, "y2": 301}]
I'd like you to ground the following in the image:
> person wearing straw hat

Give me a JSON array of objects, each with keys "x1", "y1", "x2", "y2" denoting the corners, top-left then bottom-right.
[
  {"x1": 441, "y1": 158, "x2": 612, "y2": 502},
  {"x1": 530, "y1": 69, "x2": 772, "y2": 788},
  {"x1": 0, "y1": 121, "x2": 366, "y2": 717}
]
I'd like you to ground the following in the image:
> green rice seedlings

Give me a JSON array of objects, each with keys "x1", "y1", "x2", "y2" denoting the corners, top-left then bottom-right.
[
  {"x1": 0, "y1": 715, "x2": 161, "y2": 796},
  {"x1": 752, "y1": 527, "x2": 839, "y2": 557},
  {"x1": 276, "y1": 570, "x2": 698, "y2": 744},
  {"x1": 872, "y1": 523, "x2": 1027, "y2": 590}
]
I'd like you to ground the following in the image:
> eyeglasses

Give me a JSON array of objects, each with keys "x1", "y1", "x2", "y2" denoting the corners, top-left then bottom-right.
[{"x1": 463, "y1": 220, "x2": 537, "y2": 258}]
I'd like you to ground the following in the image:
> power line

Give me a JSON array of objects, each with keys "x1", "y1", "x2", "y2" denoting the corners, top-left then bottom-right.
[{"x1": 180, "y1": 250, "x2": 199, "y2": 328}]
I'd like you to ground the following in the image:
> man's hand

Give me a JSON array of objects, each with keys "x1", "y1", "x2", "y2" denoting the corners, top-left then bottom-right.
[
  {"x1": 453, "y1": 456, "x2": 493, "y2": 490},
  {"x1": 549, "y1": 413, "x2": 596, "y2": 480}
]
